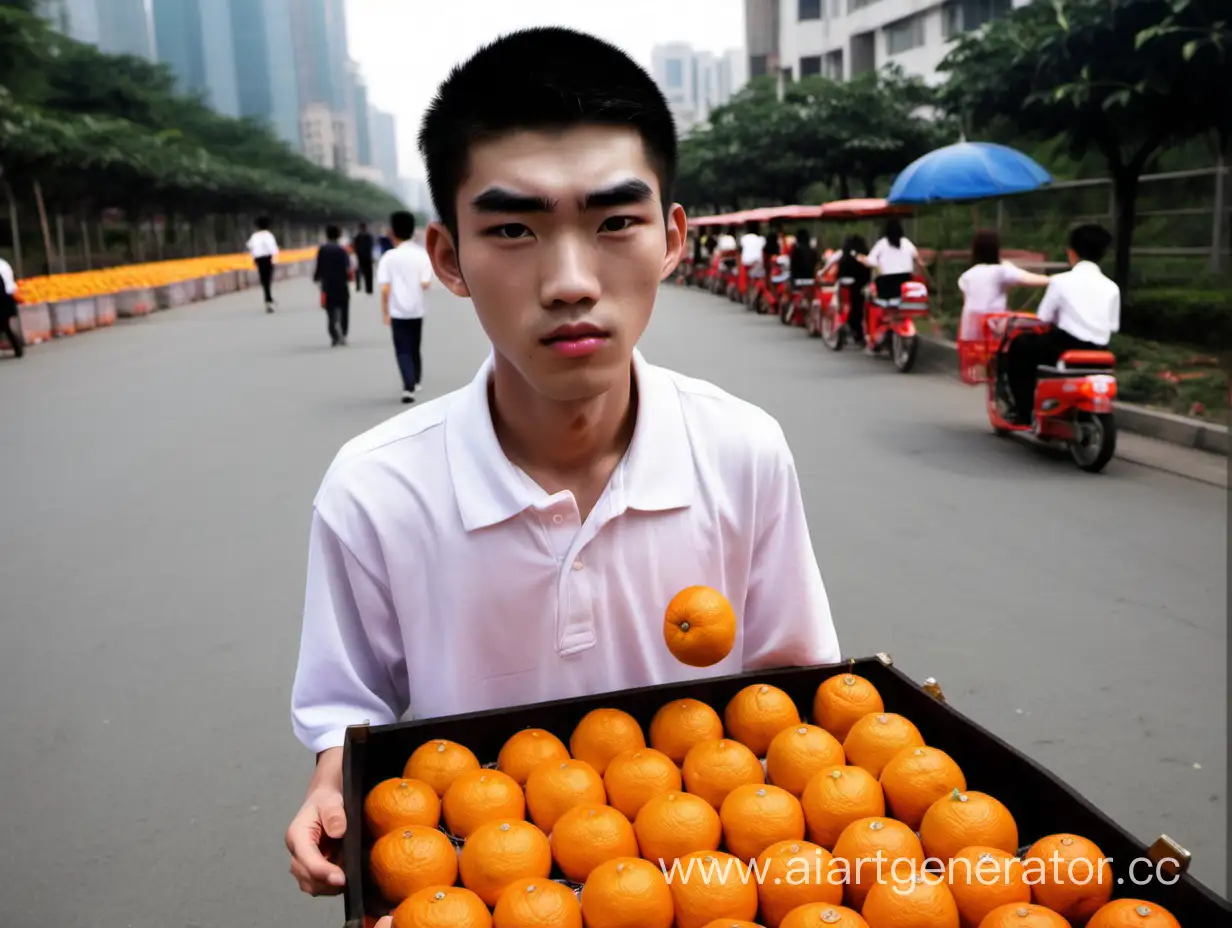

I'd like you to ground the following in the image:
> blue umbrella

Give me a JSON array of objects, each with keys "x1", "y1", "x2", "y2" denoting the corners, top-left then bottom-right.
[{"x1": 887, "y1": 141, "x2": 1052, "y2": 204}]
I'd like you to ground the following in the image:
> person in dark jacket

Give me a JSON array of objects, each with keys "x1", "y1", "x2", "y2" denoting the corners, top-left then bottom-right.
[
  {"x1": 313, "y1": 226, "x2": 352, "y2": 346},
  {"x1": 352, "y1": 222, "x2": 375, "y2": 294}
]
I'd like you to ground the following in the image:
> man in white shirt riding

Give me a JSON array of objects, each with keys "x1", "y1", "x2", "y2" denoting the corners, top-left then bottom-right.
[
  {"x1": 284, "y1": 26, "x2": 840, "y2": 900},
  {"x1": 1005, "y1": 224, "x2": 1120, "y2": 424},
  {"x1": 375, "y1": 210, "x2": 434, "y2": 403},
  {"x1": 245, "y1": 217, "x2": 280, "y2": 312}
]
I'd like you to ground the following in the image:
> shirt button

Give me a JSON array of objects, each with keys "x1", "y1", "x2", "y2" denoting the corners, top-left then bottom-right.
[
  {"x1": 552, "y1": 514, "x2": 564, "y2": 525},
  {"x1": 572, "y1": 560, "x2": 584, "y2": 571}
]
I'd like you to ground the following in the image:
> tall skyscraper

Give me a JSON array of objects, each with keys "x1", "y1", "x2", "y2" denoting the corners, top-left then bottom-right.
[
  {"x1": 230, "y1": 0, "x2": 301, "y2": 147},
  {"x1": 349, "y1": 60, "x2": 373, "y2": 167},
  {"x1": 151, "y1": 0, "x2": 240, "y2": 116},
  {"x1": 288, "y1": 0, "x2": 354, "y2": 167},
  {"x1": 40, "y1": 0, "x2": 154, "y2": 60},
  {"x1": 369, "y1": 108, "x2": 399, "y2": 193},
  {"x1": 651, "y1": 43, "x2": 748, "y2": 136}
]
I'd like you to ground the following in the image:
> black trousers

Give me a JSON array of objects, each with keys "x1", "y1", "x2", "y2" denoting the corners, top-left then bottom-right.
[
  {"x1": 255, "y1": 256, "x2": 274, "y2": 303},
  {"x1": 355, "y1": 258, "x2": 373, "y2": 294},
  {"x1": 325, "y1": 295, "x2": 350, "y2": 344},
  {"x1": 874, "y1": 272, "x2": 912, "y2": 301},
  {"x1": 390, "y1": 317, "x2": 423, "y2": 390},
  {"x1": 1, "y1": 311, "x2": 23, "y2": 358},
  {"x1": 1006, "y1": 327, "x2": 1100, "y2": 422}
]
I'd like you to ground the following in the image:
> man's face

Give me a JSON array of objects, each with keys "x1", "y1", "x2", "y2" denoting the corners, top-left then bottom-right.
[{"x1": 426, "y1": 125, "x2": 686, "y2": 402}]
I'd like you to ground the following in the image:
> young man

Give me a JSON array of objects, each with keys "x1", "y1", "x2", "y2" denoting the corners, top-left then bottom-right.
[
  {"x1": 313, "y1": 225, "x2": 352, "y2": 347},
  {"x1": 352, "y1": 222, "x2": 375, "y2": 294},
  {"x1": 284, "y1": 27, "x2": 840, "y2": 898},
  {"x1": 375, "y1": 210, "x2": 434, "y2": 403},
  {"x1": 246, "y1": 216, "x2": 279, "y2": 312},
  {"x1": 1004, "y1": 223, "x2": 1120, "y2": 424}
]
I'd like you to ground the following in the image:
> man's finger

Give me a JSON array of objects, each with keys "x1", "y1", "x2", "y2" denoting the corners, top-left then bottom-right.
[
  {"x1": 287, "y1": 824, "x2": 346, "y2": 887},
  {"x1": 319, "y1": 796, "x2": 347, "y2": 841},
  {"x1": 375, "y1": 918, "x2": 393, "y2": 928}
]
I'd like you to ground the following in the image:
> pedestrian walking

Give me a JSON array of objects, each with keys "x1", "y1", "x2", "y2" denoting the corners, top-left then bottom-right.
[
  {"x1": 352, "y1": 222, "x2": 375, "y2": 294},
  {"x1": 0, "y1": 255, "x2": 23, "y2": 359},
  {"x1": 246, "y1": 216, "x2": 280, "y2": 312},
  {"x1": 375, "y1": 210, "x2": 433, "y2": 403},
  {"x1": 313, "y1": 226, "x2": 352, "y2": 347}
]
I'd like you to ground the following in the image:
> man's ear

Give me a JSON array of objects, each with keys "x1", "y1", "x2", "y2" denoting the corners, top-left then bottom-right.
[
  {"x1": 660, "y1": 203, "x2": 688, "y2": 281},
  {"x1": 426, "y1": 222, "x2": 470, "y2": 297}
]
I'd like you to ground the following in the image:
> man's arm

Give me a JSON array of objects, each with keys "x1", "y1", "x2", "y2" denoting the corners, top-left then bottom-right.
[
  {"x1": 1036, "y1": 278, "x2": 1062, "y2": 323},
  {"x1": 741, "y1": 424, "x2": 841, "y2": 670},
  {"x1": 376, "y1": 257, "x2": 392, "y2": 324},
  {"x1": 312, "y1": 247, "x2": 323, "y2": 283}
]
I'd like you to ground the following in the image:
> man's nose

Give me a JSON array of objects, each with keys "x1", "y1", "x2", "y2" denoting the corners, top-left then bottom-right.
[{"x1": 539, "y1": 235, "x2": 601, "y2": 307}]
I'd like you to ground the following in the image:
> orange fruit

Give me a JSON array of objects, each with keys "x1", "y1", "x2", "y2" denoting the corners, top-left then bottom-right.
[
  {"x1": 524, "y1": 759, "x2": 606, "y2": 833},
  {"x1": 842, "y1": 713, "x2": 925, "y2": 779},
  {"x1": 779, "y1": 903, "x2": 869, "y2": 928},
  {"x1": 570, "y1": 708, "x2": 646, "y2": 775},
  {"x1": 580, "y1": 856, "x2": 675, "y2": 928},
  {"x1": 700, "y1": 922, "x2": 764, "y2": 928},
  {"x1": 492, "y1": 877, "x2": 583, "y2": 928},
  {"x1": 879, "y1": 746, "x2": 967, "y2": 830},
  {"x1": 863, "y1": 872, "x2": 960, "y2": 927},
  {"x1": 919, "y1": 790, "x2": 1019, "y2": 862},
  {"x1": 443, "y1": 768, "x2": 526, "y2": 838},
  {"x1": 663, "y1": 585, "x2": 738, "y2": 667},
  {"x1": 634, "y1": 790, "x2": 722, "y2": 866},
  {"x1": 649, "y1": 698, "x2": 725, "y2": 764},
  {"x1": 976, "y1": 903, "x2": 1073, "y2": 927},
  {"x1": 391, "y1": 885, "x2": 492, "y2": 928},
  {"x1": 1022, "y1": 834, "x2": 1113, "y2": 925},
  {"x1": 459, "y1": 819, "x2": 553, "y2": 907},
  {"x1": 720, "y1": 783, "x2": 806, "y2": 860},
  {"x1": 365, "y1": 778, "x2": 442, "y2": 837},
  {"x1": 405, "y1": 739, "x2": 481, "y2": 797},
  {"x1": 604, "y1": 747, "x2": 682, "y2": 820},
  {"x1": 724, "y1": 684, "x2": 802, "y2": 757},
  {"x1": 682, "y1": 738, "x2": 765, "y2": 809},
  {"x1": 497, "y1": 729, "x2": 570, "y2": 786},
  {"x1": 549, "y1": 803, "x2": 640, "y2": 883},
  {"x1": 370, "y1": 826, "x2": 459, "y2": 905},
  {"x1": 947, "y1": 846, "x2": 1031, "y2": 928},
  {"x1": 1086, "y1": 899, "x2": 1182, "y2": 928},
  {"x1": 755, "y1": 839, "x2": 844, "y2": 928},
  {"x1": 800, "y1": 765, "x2": 886, "y2": 849},
  {"x1": 814, "y1": 674, "x2": 885, "y2": 742},
  {"x1": 831, "y1": 816, "x2": 926, "y2": 910},
  {"x1": 766, "y1": 724, "x2": 846, "y2": 796},
  {"x1": 668, "y1": 850, "x2": 760, "y2": 928}
]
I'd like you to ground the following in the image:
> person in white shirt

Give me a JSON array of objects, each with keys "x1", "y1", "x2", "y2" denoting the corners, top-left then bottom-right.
[
  {"x1": 245, "y1": 216, "x2": 279, "y2": 312},
  {"x1": 1005, "y1": 223, "x2": 1120, "y2": 424},
  {"x1": 864, "y1": 217, "x2": 928, "y2": 301},
  {"x1": 0, "y1": 255, "x2": 23, "y2": 358},
  {"x1": 739, "y1": 221, "x2": 766, "y2": 277},
  {"x1": 284, "y1": 26, "x2": 841, "y2": 899},
  {"x1": 957, "y1": 230, "x2": 1051, "y2": 341},
  {"x1": 375, "y1": 210, "x2": 434, "y2": 403}
]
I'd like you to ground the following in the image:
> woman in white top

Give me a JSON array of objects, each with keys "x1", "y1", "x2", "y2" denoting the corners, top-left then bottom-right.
[
  {"x1": 957, "y1": 230, "x2": 1051, "y2": 341},
  {"x1": 865, "y1": 218, "x2": 928, "y2": 301}
]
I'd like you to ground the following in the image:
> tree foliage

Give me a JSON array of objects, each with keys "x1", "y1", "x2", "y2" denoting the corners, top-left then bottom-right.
[{"x1": 0, "y1": 3, "x2": 402, "y2": 225}]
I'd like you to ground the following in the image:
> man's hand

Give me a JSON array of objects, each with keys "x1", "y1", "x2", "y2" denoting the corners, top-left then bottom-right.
[
  {"x1": 382, "y1": 309, "x2": 391, "y2": 326},
  {"x1": 286, "y1": 747, "x2": 347, "y2": 895}
]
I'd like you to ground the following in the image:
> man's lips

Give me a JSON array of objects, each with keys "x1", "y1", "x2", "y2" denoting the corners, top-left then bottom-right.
[{"x1": 540, "y1": 325, "x2": 610, "y2": 344}]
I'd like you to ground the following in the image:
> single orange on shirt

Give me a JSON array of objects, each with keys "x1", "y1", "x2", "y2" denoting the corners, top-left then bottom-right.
[{"x1": 664, "y1": 585, "x2": 738, "y2": 667}]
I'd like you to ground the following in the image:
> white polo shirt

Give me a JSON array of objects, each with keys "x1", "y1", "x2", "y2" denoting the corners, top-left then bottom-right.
[
  {"x1": 291, "y1": 350, "x2": 841, "y2": 753},
  {"x1": 376, "y1": 241, "x2": 434, "y2": 319},
  {"x1": 868, "y1": 237, "x2": 918, "y2": 276},
  {"x1": 1036, "y1": 261, "x2": 1121, "y2": 346},
  {"x1": 0, "y1": 258, "x2": 16, "y2": 295},
  {"x1": 246, "y1": 230, "x2": 279, "y2": 260}
]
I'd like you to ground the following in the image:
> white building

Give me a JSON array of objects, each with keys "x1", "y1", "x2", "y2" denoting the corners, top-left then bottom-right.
[
  {"x1": 749, "y1": 0, "x2": 1024, "y2": 85},
  {"x1": 651, "y1": 43, "x2": 748, "y2": 136}
]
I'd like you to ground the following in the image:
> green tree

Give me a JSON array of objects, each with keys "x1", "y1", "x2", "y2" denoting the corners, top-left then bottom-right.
[{"x1": 938, "y1": 0, "x2": 1232, "y2": 295}]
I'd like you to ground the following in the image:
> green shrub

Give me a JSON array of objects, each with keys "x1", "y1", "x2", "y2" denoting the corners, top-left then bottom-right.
[{"x1": 1124, "y1": 288, "x2": 1232, "y2": 348}]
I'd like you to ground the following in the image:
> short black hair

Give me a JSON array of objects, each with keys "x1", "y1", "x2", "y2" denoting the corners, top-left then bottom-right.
[
  {"x1": 971, "y1": 229, "x2": 1000, "y2": 265},
  {"x1": 358, "y1": 221, "x2": 368, "y2": 232},
  {"x1": 884, "y1": 218, "x2": 904, "y2": 247},
  {"x1": 325, "y1": 224, "x2": 340, "y2": 241},
  {"x1": 390, "y1": 210, "x2": 416, "y2": 241},
  {"x1": 418, "y1": 27, "x2": 677, "y2": 236},
  {"x1": 1069, "y1": 223, "x2": 1113, "y2": 263},
  {"x1": 255, "y1": 216, "x2": 271, "y2": 230}
]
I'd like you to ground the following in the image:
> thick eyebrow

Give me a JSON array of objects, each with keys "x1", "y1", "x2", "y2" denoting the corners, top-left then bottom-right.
[
  {"x1": 581, "y1": 179, "x2": 655, "y2": 211},
  {"x1": 470, "y1": 187, "x2": 557, "y2": 214}
]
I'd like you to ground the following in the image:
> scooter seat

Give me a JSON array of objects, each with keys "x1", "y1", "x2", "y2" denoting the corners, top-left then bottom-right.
[{"x1": 1058, "y1": 349, "x2": 1116, "y2": 370}]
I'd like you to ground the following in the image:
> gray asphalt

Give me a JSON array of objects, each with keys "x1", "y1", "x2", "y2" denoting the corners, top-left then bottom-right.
[{"x1": 0, "y1": 276, "x2": 1225, "y2": 928}]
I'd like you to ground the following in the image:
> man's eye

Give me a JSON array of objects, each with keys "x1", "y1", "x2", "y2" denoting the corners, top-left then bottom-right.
[
  {"x1": 600, "y1": 216, "x2": 638, "y2": 233},
  {"x1": 486, "y1": 223, "x2": 531, "y2": 239}
]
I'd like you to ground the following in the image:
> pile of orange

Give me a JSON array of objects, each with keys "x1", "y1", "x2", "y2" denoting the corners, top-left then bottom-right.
[
  {"x1": 13, "y1": 249, "x2": 315, "y2": 304},
  {"x1": 363, "y1": 670, "x2": 1183, "y2": 928}
]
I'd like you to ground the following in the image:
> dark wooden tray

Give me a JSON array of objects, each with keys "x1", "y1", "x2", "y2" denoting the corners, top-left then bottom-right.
[{"x1": 340, "y1": 654, "x2": 1231, "y2": 926}]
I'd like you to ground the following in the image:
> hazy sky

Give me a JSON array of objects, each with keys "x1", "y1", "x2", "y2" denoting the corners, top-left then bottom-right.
[{"x1": 344, "y1": 0, "x2": 746, "y2": 180}]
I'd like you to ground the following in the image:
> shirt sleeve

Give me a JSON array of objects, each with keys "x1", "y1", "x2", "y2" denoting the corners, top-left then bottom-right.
[
  {"x1": 1037, "y1": 278, "x2": 1062, "y2": 324},
  {"x1": 0, "y1": 260, "x2": 15, "y2": 295},
  {"x1": 1109, "y1": 285, "x2": 1121, "y2": 334},
  {"x1": 418, "y1": 250, "x2": 433, "y2": 284},
  {"x1": 290, "y1": 509, "x2": 407, "y2": 753},
  {"x1": 376, "y1": 254, "x2": 391, "y2": 286},
  {"x1": 867, "y1": 240, "x2": 885, "y2": 267},
  {"x1": 741, "y1": 422, "x2": 842, "y2": 670},
  {"x1": 1000, "y1": 262, "x2": 1028, "y2": 286}
]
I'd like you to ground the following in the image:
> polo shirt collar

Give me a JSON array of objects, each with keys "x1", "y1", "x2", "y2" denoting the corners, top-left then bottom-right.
[{"x1": 445, "y1": 348, "x2": 695, "y2": 532}]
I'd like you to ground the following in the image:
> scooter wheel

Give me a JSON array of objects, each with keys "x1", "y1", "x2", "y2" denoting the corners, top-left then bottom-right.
[
  {"x1": 1070, "y1": 412, "x2": 1116, "y2": 472},
  {"x1": 892, "y1": 332, "x2": 918, "y2": 372},
  {"x1": 820, "y1": 310, "x2": 845, "y2": 351}
]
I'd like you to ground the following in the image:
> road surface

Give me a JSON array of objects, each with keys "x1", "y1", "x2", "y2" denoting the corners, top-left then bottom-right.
[{"x1": 0, "y1": 277, "x2": 1225, "y2": 927}]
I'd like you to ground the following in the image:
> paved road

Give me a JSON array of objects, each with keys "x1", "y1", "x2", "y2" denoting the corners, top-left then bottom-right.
[{"x1": 0, "y1": 277, "x2": 1225, "y2": 928}]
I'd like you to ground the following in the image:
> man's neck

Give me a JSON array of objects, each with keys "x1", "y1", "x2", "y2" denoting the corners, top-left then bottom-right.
[{"x1": 489, "y1": 355, "x2": 637, "y2": 480}]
